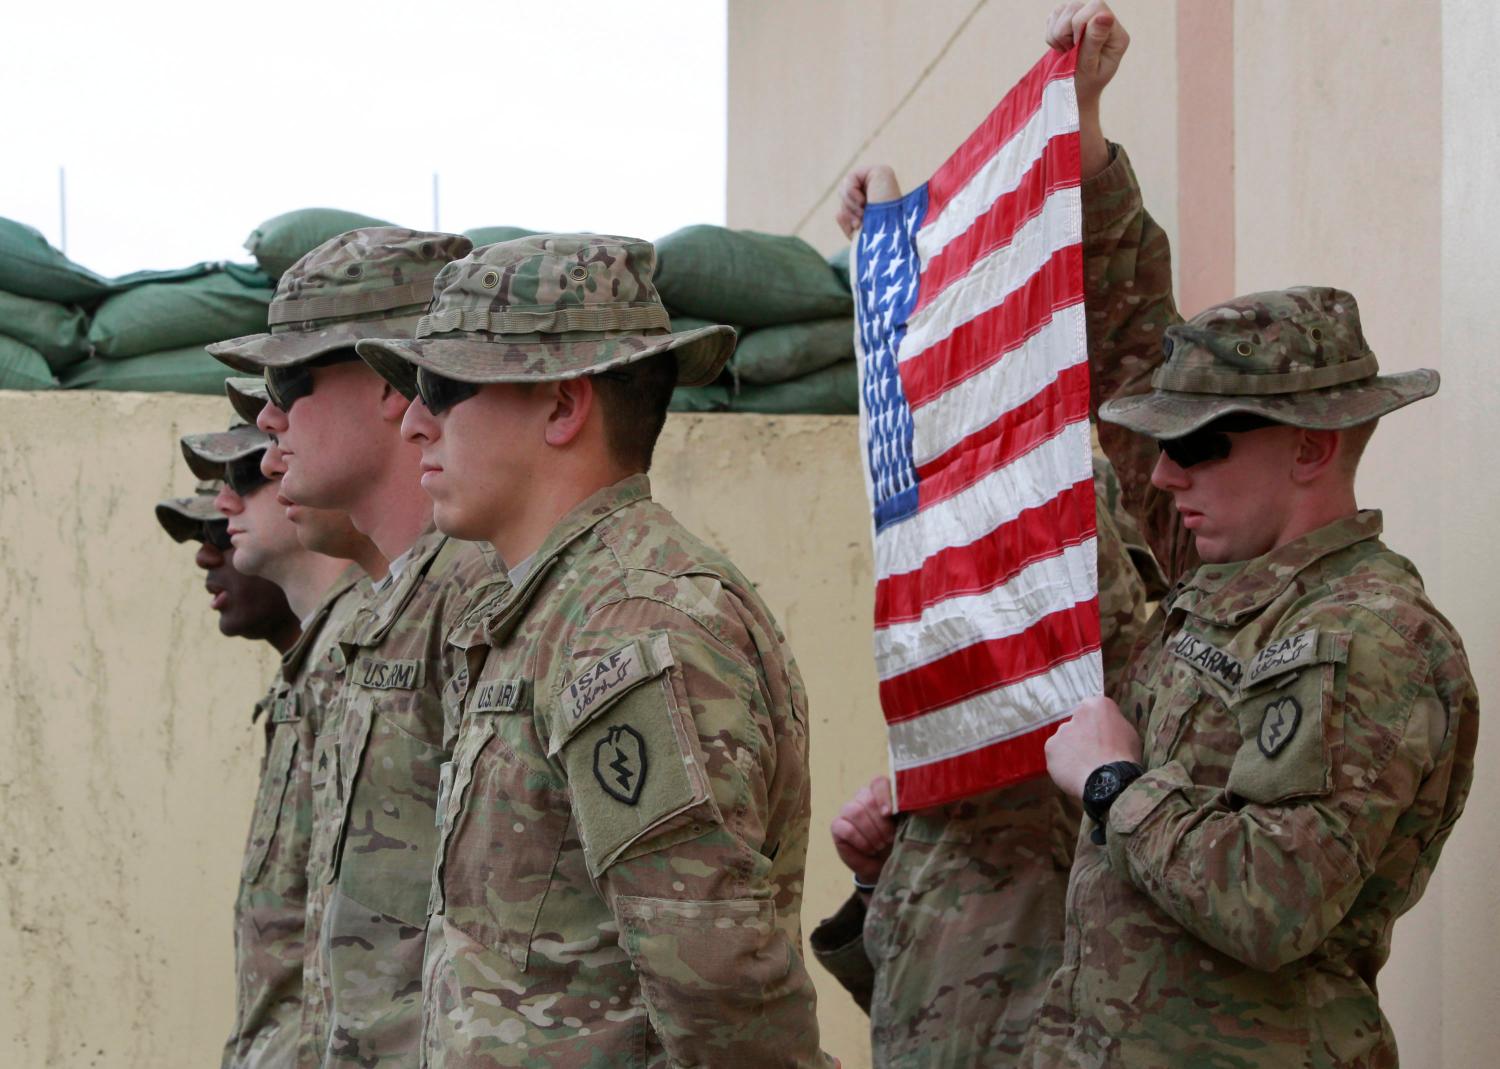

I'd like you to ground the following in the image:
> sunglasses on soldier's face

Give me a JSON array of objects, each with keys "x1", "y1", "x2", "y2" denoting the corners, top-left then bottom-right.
[
  {"x1": 225, "y1": 453, "x2": 271, "y2": 497},
  {"x1": 203, "y1": 520, "x2": 233, "y2": 550},
  {"x1": 415, "y1": 367, "x2": 480, "y2": 417},
  {"x1": 264, "y1": 351, "x2": 361, "y2": 412},
  {"x1": 1157, "y1": 413, "x2": 1281, "y2": 469}
]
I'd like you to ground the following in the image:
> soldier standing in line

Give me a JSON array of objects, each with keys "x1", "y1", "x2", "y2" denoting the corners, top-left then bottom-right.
[
  {"x1": 1026, "y1": 5, "x2": 1480, "y2": 1065},
  {"x1": 806, "y1": 12, "x2": 1145, "y2": 1064},
  {"x1": 207, "y1": 229, "x2": 508, "y2": 1068},
  {"x1": 354, "y1": 233, "x2": 837, "y2": 1067},
  {"x1": 181, "y1": 419, "x2": 363, "y2": 1069},
  {"x1": 156, "y1": 482, "x2": 298, "y2": 650}
]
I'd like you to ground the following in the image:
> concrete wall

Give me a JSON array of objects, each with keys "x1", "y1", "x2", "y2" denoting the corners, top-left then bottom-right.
[
  {"x1": 729, "y1": 2, "x2": 1500, "y2": 1067},
  {"x1": 0, "y1": 393, "x2": 882, "y2": 1067}
]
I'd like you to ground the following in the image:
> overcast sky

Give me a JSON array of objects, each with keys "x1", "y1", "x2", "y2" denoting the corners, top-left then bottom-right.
[{"x1": 1, "y1": 1, "x2": 727, "y2": 278}]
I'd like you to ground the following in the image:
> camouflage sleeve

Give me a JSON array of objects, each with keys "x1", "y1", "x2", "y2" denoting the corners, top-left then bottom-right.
[
  {"x1": 549, "y1": 597, "x2": 833, "y2": 1067},
  {"x1": 1082, "y1": 145, "x2": 1198, "y2": 585},
  {"x1": 809, "y1": 892, "x2": 877, "y2": 1013},
  {"x1": 1092, "y1": 455, "x2": 1153, "y2": 697},
  {"x1": 1102, "y1": 611, "x2": 1457, "y2": 972}
]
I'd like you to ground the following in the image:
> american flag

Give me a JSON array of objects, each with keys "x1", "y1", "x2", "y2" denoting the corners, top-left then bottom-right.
[{"x1": 853, "y1": 46, "x2": 1100, "y2": 811}]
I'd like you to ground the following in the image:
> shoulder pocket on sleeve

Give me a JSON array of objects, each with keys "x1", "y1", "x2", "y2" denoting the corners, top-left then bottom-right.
[
  {"x1": 1226, "y1": 649, "x2": 1344, "y2": 806},
  {"x1": 550, "y1": 633, "x2": 716, "y2": 878}
]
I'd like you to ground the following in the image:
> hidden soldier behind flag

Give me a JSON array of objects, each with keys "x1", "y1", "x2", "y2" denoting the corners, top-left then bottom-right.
[{"x1": 1026, "y1": 4, "x2": 1480, "y2": 1066}]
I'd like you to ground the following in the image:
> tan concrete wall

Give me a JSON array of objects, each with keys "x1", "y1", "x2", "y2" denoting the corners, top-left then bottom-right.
[{"x1": 0, "y1": 393, "x2": 881, "y2": 1067}]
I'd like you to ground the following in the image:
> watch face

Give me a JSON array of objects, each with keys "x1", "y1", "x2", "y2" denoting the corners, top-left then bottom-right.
[{"x1": 1087, "y1": 766, "x2": 1121, "y2": 805}]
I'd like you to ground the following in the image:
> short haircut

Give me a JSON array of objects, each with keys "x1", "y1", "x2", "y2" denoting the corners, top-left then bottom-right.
[
  {"x1": 592, "y1": 350, "x2": 679, "y2": 473},
  {"x1": 1339, "y1": 419, "x2": 1380, "y2": 475}
]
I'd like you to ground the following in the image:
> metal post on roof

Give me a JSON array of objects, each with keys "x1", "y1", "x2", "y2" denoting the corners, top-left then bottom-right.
[
  {"x1": 58, "y1": 166, "x2": 68, "y2": 254},
  {"x1": 432, "y1": 172, "x2": 440, "y2": 231}
]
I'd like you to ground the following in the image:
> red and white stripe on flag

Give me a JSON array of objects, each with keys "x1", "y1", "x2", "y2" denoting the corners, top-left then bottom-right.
[{"x1": 852, "y1": 45, "x2": 1100, "y2": 811}]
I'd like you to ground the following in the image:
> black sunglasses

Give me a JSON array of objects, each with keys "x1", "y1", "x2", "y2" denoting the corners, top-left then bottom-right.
[
  {"x1": 225, "y1": 452, "x2": 271, "y2": 497},
  {"x1": 1158, "y1": 413, "x2": 1281, "y2": 469},
  {"x1": 203, "y1": 519, "x2": 233, "y2": 550},
  {"x1": 416, "y1": 367, "x2": 480, "y2": 417},
  {"x1": 264, "y1": 351, "x2": 361, "y2": 412}
]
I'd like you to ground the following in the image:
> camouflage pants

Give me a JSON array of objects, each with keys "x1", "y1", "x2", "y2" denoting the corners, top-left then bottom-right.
[{"x1": 864, "y1": 778, "x2": 1079, "y2": 1068}]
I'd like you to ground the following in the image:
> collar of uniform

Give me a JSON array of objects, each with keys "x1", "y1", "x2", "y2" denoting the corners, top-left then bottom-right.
[
  {"x1": 1174, "y1": 510, "x2": 1383, "y2": 625},
  {"x1": 344, "y1": 525, "x2": 449, "y2": 647},
  {"x1": 481, "y1": 474, "x2": 652, "y2": 646},
  {"x1": 250, "y1": 679, "x2": 283, "y2": 723},
  {"x1": 280, "y1": 562, "x2": 365, "y2": 680}
]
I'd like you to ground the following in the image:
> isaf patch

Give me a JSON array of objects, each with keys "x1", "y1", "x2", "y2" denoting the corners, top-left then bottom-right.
[
  {"x1": 593, "y1": 724, "x2": 647, "y2": 805},
  {"x1": 1247, "y1": 629, "x2": 1318, "y2": 687},
  {"x1": 1258, "y1": 696, "x2": 1302, "y2": 757},
  {"x1": 1169, "y1": 631, "x2": 1245, "y2": 691},
  {"x1": 565, "y1": 641, "x2": 650, "y2": 724}
]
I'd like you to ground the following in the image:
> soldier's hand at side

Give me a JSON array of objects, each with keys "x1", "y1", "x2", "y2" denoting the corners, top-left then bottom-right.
[
  {"x1": 830, "y1": 774, "x2": 897, "y2": 888},
  {"x1": 835, "y1": 166, "x2": 903, "y2": 240},
  {"x1": 1045, "y1": 696, "x2": 1143, "y2": 799}
]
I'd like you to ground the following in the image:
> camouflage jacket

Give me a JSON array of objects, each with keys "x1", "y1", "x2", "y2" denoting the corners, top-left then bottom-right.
[
  {"x1": 224, "y1": 566, "x2": 364, "y2": 1069},
  {"x1": 810, "y1": 458, "x2": 1155, "y2": 1068},
  {"x1": 305, "y1": 532, "x2": 505, "y2": 1069},
  {"x1": 1024, "y1": 147, "x2": 1480, "y2": 1068},
  {"x1": 423, "y1": 475, "x2": 834, "y2": 1068}
]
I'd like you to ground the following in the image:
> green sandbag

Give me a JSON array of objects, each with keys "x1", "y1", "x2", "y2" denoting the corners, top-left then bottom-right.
[
  {"x1": 654, "y1": 225, "x2": 852, "y2": 327},
  {"x1": 0, "y1": 290, "x2": 89, "y2": 370},
  {"x1": 668, "y1": 384, "x2": 731, "y2": 413},
  {"x1": 245, "y1": 208, "x2": 395, "y2": 278},
  {"x1": 62, "y1": 346, "x2": 237, "y2": 394},
  {"x1": 827, "y1": 246, "x2": 852, "y2": 292},
  {"x1": 733, "y1": 317, "x2": 854, "y2": 385},
  {"x1": 0, "y1": 335, "x2": 59, "y2": 390},
  {"x1": 88, "y1": 265, "x2": 275, "y2": 359},
  {"x1": 664, "y1": 312, "x2": 722, "y2": 334},
  {"x1": 728, "y1": 360, "x2": 858, "y2": 415},
  {"x1": 0, "y1": 218, "x2": 112, "y2": 305},
  {"x1": 462, "y1": 226, "x2": 540, "y2": 247}
]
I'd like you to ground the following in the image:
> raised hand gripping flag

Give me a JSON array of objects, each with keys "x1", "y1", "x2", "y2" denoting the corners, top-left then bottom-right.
[{"x1": 853, "y1": 46, "x2": 1101, "y2": 811}]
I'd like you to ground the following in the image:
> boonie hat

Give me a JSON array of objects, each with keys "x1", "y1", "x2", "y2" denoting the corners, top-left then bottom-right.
[
  {"x1": 355, "y1": 233, "x2": 736, "y2": 389},
  {"x1": 181, "y1": 423, "x2": 271, "y2": 482},
  {"x1": 207, "y1": 227, "x2": 472, "y2": 372},
  {"x1": 1100, "y1": 286, "x2": 1438, "y2": 439},
  {"x1": 155, "y1": 481, "x2": 224, "y2": 544},
  {"x1": 225, "y1": 376, "x2": 269, "y2": 424}
]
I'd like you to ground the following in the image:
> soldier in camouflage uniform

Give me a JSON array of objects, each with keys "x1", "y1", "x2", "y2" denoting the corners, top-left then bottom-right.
[
  {"x1": 209, "y1": 229, "x2": 508, "y2": 1068},
  {"x1": 809, "y1": 455, "x2": 1153, "y2": 1067},
  {"x1": 157, "y1": 482, "x2": 298, "y2": 647},
  {"x1": 355, "y1": 233, "x2": 835, "y2": 1067},
  {"x1": 1027, "y1": 8, "x2": 1480, "y2": 1064},
  {"x1": 183, "y1": 419, "x2": 367, "y2": 1069}
]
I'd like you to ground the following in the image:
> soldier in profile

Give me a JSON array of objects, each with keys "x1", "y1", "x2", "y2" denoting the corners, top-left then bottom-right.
[
  {"x1": 1030, "y1": 4, "x2": 1479, "y2": 1066},
  {"x1": 356, "y1": 233, "x2": 836, "y2": 1067}
]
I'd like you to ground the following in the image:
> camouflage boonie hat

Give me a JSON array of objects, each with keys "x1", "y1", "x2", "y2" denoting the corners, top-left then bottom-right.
[
  {"x1": 355, "y1": 233, "x2": 736, "y2": 389},
  {"x1": 180, "y1": 423, "x2": 270, "y2": 481},
  {"x1": 225, "y1": 376, "x2": 269, "y2": 424},
  {"x1": 206, "y1": 227, "x2": 472, "y2": 373},
  {"x1": 1099, "y1": 286, "x2": 1438, "y2": 438},
  {"x1": 155, "y1": 480, "x2": 224, "y2": 543}
]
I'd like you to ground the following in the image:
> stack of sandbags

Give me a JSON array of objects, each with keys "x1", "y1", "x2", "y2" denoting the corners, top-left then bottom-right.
[
  {"x1": 652, "y1": 226, "x2": 857, "y2": 416},
  {"x1": 63, "y1": 262, "x2": 275, "y2": 394},
  {"x1": 0, "y1": 220, "x2": 105, "y2": 390}
]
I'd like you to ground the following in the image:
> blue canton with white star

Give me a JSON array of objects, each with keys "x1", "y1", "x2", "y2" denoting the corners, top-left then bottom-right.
[{"x1": 857, "y1": 186, "x2": 927, "y2": 532}]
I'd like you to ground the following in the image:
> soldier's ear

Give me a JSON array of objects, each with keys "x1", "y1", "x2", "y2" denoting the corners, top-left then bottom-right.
[
  {"x1": 543, "y1": 377, "x2": 594, "y2": 449},
  {"x1": 377, "y1": 380, "x2": 413, "y2": 425},
  {"x1": 1290, "y1": 428, "x2": 1341, "y2": 485}
]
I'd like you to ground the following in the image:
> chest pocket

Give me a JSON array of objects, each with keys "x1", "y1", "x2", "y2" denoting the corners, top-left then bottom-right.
[
  {"x1": 436, "y1": 684, "x2": 572, "y2": 973},
  {"x1": 330, "y1": 654, "x2": 444, "y2": 926},
  {"x1": 242, "y1": 717, "x2": 299, "y2": 885},
  {"x1": 1138, "y1": 668, "x2": 1200, "y2": 769},
  {"x1": 1226, "y1": 658, "x2": 1341, "y2": 806}
]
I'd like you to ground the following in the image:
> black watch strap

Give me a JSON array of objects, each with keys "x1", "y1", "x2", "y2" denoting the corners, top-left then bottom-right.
[{"x1": 1083, "y1": 760, "x2": 1145, "y2": 844}]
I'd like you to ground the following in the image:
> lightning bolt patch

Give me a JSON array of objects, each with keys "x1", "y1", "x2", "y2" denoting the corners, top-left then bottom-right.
[{"x1": 593, "y1": 724, "x2": 648, "y2": 805}]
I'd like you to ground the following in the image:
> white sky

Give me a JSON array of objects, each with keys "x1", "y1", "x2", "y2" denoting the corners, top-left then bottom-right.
[{"x1": 0, "y1": 1, "x2": 727, "y2": 278}]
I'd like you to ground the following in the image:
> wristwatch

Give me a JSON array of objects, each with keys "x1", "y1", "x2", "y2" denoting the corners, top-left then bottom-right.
[{"x1": 1082, "y1": 761, "x2": 1145, "y2": 844}]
